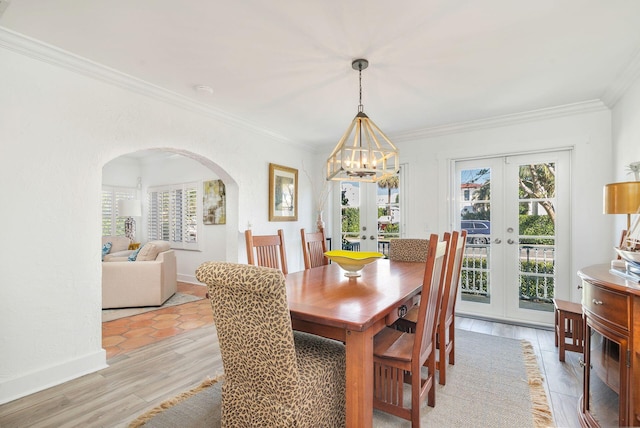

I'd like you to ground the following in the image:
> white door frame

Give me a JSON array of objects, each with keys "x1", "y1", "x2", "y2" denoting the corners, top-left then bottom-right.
[{"x1": 452, "y1": 149, "x2": 571, "y2": 326}]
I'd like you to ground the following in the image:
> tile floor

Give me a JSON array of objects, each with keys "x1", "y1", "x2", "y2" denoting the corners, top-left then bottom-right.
[{"x1": 102, "y1": 282, "x2": 212, "y2": 360}]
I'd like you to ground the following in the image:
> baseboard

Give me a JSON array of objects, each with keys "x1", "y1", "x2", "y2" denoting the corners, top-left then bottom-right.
[
  {"x1": 177, "y1": 273, "x2": 204, "y2": 285},
  {"x1": 0, "y1": 349, "x2": 107, "y2": 405},
  {"x1": 456, "y1": 312, "x2": 554, "y2": 331}
]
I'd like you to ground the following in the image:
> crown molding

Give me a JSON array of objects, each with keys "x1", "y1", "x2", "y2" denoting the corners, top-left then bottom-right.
[
  {"x1": 0, "y1": 26, "x2": 293, "y2": 145},
  {"x1": 1, "y1": 26, "x2": 621, "y2": 148},
  {"x1": 601, "y1": 45, "x2": 640, "y2": 108},
  {"x1": 392, "y1": 100, "x2": 609, "y2": 142}
]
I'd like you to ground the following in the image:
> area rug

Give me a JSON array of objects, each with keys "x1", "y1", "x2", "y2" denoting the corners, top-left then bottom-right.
[
  {"x1": 102, "y1": 292, "x2": 204, "y2": 322},
  {"x1": 128, "y1": 329, "x2": 554, "y2": 428}
]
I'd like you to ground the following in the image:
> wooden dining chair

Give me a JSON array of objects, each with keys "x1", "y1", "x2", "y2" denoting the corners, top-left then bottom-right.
[
  {"x1": 395, "y1": 230, "x2": 467, "y2": 386},
  {"x1": 300, "y1": 228, "x2": 328, "y2": 269},
  {"x1": 195, "y1": 262, "x2": 346, "y2": 427},
  {"x1": 244, "y1": 229, "x2": 288, "y2": 275},
  {"x1": 434, "y1": 229, "x2": 466, "y2": 385},
  {"x1": 373, "y1": 233, "x2": 450, "y2": 427},
  {"x1": 389, "y1": 237, "x2": 429, "y2": 311}
]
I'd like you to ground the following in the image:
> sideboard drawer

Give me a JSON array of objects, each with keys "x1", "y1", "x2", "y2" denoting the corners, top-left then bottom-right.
[{"x1": 583, "y1": 280, "x2": 629, "y2": 330}]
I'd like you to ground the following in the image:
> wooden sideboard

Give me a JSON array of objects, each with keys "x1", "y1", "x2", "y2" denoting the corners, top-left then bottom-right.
[{"x1": 577, "y1": 264, "x2": 640, "y2": 427}]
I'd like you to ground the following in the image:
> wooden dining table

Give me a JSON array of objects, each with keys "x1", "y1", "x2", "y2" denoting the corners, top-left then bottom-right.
[{"x1": 285, "y1": 259, "x2": 426, "y2": 428}]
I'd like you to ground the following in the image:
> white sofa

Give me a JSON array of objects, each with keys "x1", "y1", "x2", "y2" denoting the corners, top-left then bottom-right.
[
  {"x1": 101, "y1": 237, "x2": 177, "y2": 309},
  {"x1": 102, "y1": 235, "x2": 134, "y2": 262}
]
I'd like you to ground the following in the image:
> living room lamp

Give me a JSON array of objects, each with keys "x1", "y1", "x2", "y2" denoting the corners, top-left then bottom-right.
[
  {"x1": 118, "y1": 199, "x2": 142, "y2": 241},
  {"x1": 326, "y1": 59, "x2": 399, "y2": 183},
  {"x1": 603, "y1": 181, "x2": 640, "y2": 231}
]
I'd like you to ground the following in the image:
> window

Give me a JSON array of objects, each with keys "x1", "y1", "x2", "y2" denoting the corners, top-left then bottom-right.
[
  {"x1": 147, "y1": 182, "x2": 200, "y2": 250},
  {"x1": 102, "y1": 186, "x2": 137, "y2": 236}
]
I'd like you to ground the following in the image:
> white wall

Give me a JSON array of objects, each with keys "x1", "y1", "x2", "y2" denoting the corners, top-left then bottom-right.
[
  {"x1": 0, "y1": 38, "x2": 318, "y2": 404},
  {"x1": 612, "y1": 75, "x2": 640, "y2": 235},
  {"x1": 102, "y1": 156, "x2": 142, "y2": 189}
]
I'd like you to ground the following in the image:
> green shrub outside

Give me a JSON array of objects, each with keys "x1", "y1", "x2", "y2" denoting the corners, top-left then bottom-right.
[
  {"x1": 519, "y1": 214, "x2": 554, "y2": 244},
  {"x1": 461, "y1": 256, "x2": 555, "y2": 301}
]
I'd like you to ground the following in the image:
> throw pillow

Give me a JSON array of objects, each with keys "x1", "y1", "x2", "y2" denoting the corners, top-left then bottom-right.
[
  {"x1": 101, "y1": 242, "x2": 112, "y2": 261},
  {"x1": 136, "y1": 240, "x2": 171, "y2": 261},
  {"x1": 128, "y1": 248, "x2": 141, "y2": 261}
]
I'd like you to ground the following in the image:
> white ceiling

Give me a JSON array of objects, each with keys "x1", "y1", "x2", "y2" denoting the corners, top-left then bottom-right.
[{"x1": 3, "y1": 0, "x2": 640, "y2": 149}]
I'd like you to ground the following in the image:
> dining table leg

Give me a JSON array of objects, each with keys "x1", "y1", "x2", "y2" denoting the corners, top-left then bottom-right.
[{"x1": 345, "y1": 328, "x2": 374, "y2": 428}]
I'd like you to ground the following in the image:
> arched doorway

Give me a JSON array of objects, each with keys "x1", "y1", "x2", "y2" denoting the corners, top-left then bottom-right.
[{"x1": 101, "y1": 148, "x2": 238, "y2": 355}]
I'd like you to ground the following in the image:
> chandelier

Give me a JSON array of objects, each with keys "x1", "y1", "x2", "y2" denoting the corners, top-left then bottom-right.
[{"x1": 326, "y1": 59, "x2": 399, "y2": 182}]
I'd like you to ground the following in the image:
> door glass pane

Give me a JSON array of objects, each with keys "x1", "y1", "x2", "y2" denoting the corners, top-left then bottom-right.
[
  {"x1": 588, "y1": 330, "x2": 620, "y2": 426},
  {"x1": 517, "y1": 162, "x2": 555, "y2": 312},
  {"x1": 459, "y1": 168, "x2": 491, "y2": 304},
  {"x1": 341, "y1": 181, "x2": 361, "y2": 251},
  {"x1": 377, "y1": 175, "x2": 400, "y2": 257}
]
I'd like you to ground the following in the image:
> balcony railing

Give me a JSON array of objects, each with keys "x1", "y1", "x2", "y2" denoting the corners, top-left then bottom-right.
[
  {"x1": 461, "y1": 243, "x2": 491, "y2": 301},
  {"x1": 340, "y1": 237, "x2": 395, "y2": 257},
  {"x1": 460, "y1": 241, "x2": 556, "y2": 304}
]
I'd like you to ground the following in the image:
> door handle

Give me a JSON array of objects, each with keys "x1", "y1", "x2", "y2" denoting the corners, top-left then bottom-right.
[
  {"x1": 370, "y1": 236, "x2": 376, "y2": 240},
  {"x1": 361, "y1": 235, "x2": 367, "y2": 240},
  {"x1": 494, "y1": 238, "x2": 502, "y2": 244},
  {"x1": 507, "y1": 239, "x2": 515, "y2": 245}
]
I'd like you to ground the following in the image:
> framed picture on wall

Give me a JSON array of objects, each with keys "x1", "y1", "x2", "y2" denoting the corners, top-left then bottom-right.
[
  {"x1": 203, "y1": 179, "x2": 226, "y2": 224},
  {"x1": 269, "y1": 163, "x2": 298, "y2": 221}
]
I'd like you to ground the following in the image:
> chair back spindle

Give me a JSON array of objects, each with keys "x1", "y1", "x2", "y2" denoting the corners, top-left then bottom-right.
[
  {"x1": 300, "y1": 228, "x2": 328, "y2": 269},
  {"x1": 245, "y1": 229, "x2": 288, "y2": 275}
]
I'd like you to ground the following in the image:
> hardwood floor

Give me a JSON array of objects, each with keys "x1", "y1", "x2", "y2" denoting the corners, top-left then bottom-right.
[{"x1": 0, "y1": 316, "x2": 583, "y2": 428}]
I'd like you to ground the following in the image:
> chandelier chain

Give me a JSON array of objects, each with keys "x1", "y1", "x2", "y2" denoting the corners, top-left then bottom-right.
[{"x1": 358, "y1": 64, "x2": 363, "y2": 113}]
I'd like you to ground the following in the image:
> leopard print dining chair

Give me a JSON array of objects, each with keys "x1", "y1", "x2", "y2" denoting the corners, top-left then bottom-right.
[
  {"x1": 195, "y1": 262, "x2": 346, "y2": 427},
  {"x1": 389, "y1": 238, "x2": 429, "y2": 262}
]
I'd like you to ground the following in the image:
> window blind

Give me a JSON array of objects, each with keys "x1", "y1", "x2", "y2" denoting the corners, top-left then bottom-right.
[
  {"x1": 102, "y1": 186, "x2": 136, "y2": 236},
  {"x1": 148, "y1": 182, "x2": 199, "y2": 250}
]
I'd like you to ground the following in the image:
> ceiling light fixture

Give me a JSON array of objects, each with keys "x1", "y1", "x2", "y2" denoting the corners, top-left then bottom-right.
[
  {"x1": 194, "y1": 84, "x2": 214, "y2": 94},
  {"x1": 326, "y1": 59, "x2": 399, "y2": 182}
]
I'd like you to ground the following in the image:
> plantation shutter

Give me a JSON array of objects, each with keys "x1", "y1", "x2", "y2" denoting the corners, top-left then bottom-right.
[
  {"x1": 147, "y1": 182, "x2": 200, "y2": 250},
  {"x1": 147, "y1": 190, "x2": 160, "y2": 241},
  {"x1": 102, "y1": 190, "x2": 113, "y2": 236},
  {"x1": 171, "y1": 188, "x2": 183, "y2": 243},
  {"x1": 102, "y1": 186, "x2": 136, "y2": 236},
  {"x1": 185, "y1": 186, "x2": 198, "y2": 243}
]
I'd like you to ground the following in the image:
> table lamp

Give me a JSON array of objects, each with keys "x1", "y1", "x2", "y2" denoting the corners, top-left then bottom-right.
[
  {"x1": 604, "y1": 182, "x2": 640, "y2": 231},
  {"x1": 118, "y1": 199, "x2": 142, "y2": 240}
]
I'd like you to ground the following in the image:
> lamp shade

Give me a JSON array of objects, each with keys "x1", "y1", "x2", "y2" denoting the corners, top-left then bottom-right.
[
  {"x1": 603, "y1": 182, "x2": 640, "y2": 214},
  {"x1": 117, "y1": 199, "x2": 142, "y2": 217}
]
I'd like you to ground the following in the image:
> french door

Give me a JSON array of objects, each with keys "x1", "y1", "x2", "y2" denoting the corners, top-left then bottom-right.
[
  {"x1": 334, "y1": 169, "x2": 403, "y2": 255},
  {"x1": 338, "y1": 181, "x2": 378, "y2": 252},
  {"x1": 454, "y1": 150, "x2": 571, "y2": 326}
]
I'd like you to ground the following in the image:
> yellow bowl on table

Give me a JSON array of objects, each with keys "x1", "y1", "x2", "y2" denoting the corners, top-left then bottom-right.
[{"x1": 324, "y1": 250, "x2": 384, "y2": 277}]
